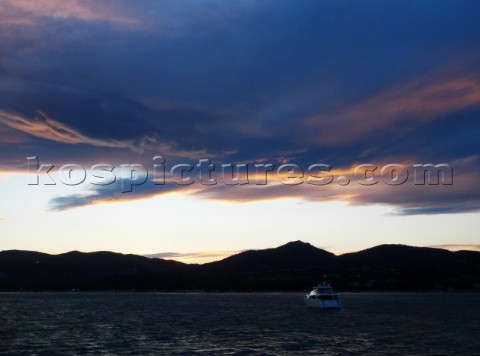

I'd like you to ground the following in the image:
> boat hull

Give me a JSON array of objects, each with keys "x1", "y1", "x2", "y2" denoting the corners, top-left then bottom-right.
[{"x1": 304, "y1": 297, "x2": 341, "y2": 309}]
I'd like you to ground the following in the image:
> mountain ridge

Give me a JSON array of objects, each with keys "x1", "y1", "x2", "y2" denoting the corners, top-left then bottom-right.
[{"x1": 1, "y1": 241, "x2": 479, "y2": 291}]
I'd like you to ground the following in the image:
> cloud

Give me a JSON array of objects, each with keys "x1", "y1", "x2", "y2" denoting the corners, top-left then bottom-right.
[
  {"x1": 0, "y1": 0, "x2": 138, "y2": 27},
  {"x1": 0, "y1": 217, "x2": 5, "y2": 221},
  {"x1": 305, "y1": 57, "x2": 480, "y2": 145},
  {"x1": 45, "y1": 156, "x2": 480, "y2": 216},
  {"x1": 0, "y1": 110, "x2": 154, "y2": 153},
  {"x1": 0, "y1": 2, "x2": 479, "y2": 217},
  {"x1": 0, "y1": 110, "x2": 219, "y2": 158},
  {"x1": 0, "y1": 0, "x2": 269, "y2": 42},
  {"x1": 1, "y1": 3, "x2": 479, "y2": 169},
  {"x1": 0, "y1": 121, "x2": 28, "y2": 144},
  {"x1": 49, "y1": 182, "x2": 477, "y2": 216},
  {"x1": 145, "y1": 250, "x2": 242, "y2": 264},
  {"x1": 47, "y1": 179, "x2": 191, "y2": 212}
]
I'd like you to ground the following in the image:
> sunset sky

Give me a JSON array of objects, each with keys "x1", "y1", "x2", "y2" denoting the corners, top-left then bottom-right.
[{"x1": 1, "y1": 1, "x2": 479, "y2": 262}]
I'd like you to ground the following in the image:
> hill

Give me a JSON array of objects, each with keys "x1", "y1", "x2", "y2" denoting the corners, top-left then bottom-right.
[{"x1": 0, "y1": 242, "x2": 479, "y2": 291}]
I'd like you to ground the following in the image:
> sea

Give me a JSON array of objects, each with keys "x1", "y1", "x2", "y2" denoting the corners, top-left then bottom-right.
[{"x1": 1, "y1": 292, "x2": 479, "y2": 355}]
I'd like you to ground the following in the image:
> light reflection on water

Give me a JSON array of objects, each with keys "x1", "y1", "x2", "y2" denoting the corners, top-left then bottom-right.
[{"x1": 1, "y1": 292, "x2": 479, "y2": 355}]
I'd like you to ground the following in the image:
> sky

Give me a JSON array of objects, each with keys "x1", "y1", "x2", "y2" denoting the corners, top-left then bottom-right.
[{"x1": 0, "y1": 1, "x2": 479, "y2": 262}]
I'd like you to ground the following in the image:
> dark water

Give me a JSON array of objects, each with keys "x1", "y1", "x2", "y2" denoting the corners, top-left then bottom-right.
[{"x1": 1, "y1": 293, "x2": 479, "y2": 355}]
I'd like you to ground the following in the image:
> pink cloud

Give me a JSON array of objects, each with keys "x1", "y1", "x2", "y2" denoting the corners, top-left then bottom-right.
[
  {"x1": 0, "y1": 0, "x2": 138, "y2": 27},
  {"x1": 305, "y1": 56, "x2": 480, "y2": 145}
]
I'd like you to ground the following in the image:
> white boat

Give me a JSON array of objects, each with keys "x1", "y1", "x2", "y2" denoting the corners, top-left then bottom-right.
[{"x1": 304, "y1": 277, "x2": 341, "y2": 309}]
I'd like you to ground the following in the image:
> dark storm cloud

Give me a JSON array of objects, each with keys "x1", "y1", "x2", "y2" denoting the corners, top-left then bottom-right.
[{"x1": 1, "y1": 1, "x2": 480, "y2": 213}]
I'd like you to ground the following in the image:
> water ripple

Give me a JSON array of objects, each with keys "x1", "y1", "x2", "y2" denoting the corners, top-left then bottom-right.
[{"x1": 1, "y1": 292, "x2": 479, "y2": 354}]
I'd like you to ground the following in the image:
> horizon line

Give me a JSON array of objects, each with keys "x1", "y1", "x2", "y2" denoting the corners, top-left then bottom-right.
[{"x1": 2, "y1": 241, "x2": 480, "y2": 264}]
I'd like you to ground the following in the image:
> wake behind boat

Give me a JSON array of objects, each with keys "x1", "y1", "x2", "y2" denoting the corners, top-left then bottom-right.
[{"x1": 304, "y1": 276, "x2": 341, "y2": 309}]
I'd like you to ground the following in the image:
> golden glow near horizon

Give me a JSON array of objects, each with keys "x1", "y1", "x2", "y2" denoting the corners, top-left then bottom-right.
[{"x1": 1, "y1": 172, "x2": 479, "y2": 262}]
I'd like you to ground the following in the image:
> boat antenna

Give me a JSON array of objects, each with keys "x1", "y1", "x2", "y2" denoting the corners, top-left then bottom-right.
[{"x1": 323, "y1": 275, "x2": 327, "y2": 284}]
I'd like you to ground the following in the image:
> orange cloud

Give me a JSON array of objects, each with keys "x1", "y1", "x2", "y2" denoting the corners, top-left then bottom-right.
[
  {"x1": 49, "y1": 170, "x2": 480, "y2": 214},
  {"x1": 0, "y1": 121, "x2": 28, "y2": 144},
  {"x1": 0, "y1": 110, "x2": 227, "y2": 159},
  {"x1": 0, "y1": 110, "x2": 148, "y2": 152},
  {"x1": 43, "y1": 154, "x2": 478, "y2": 216}
]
